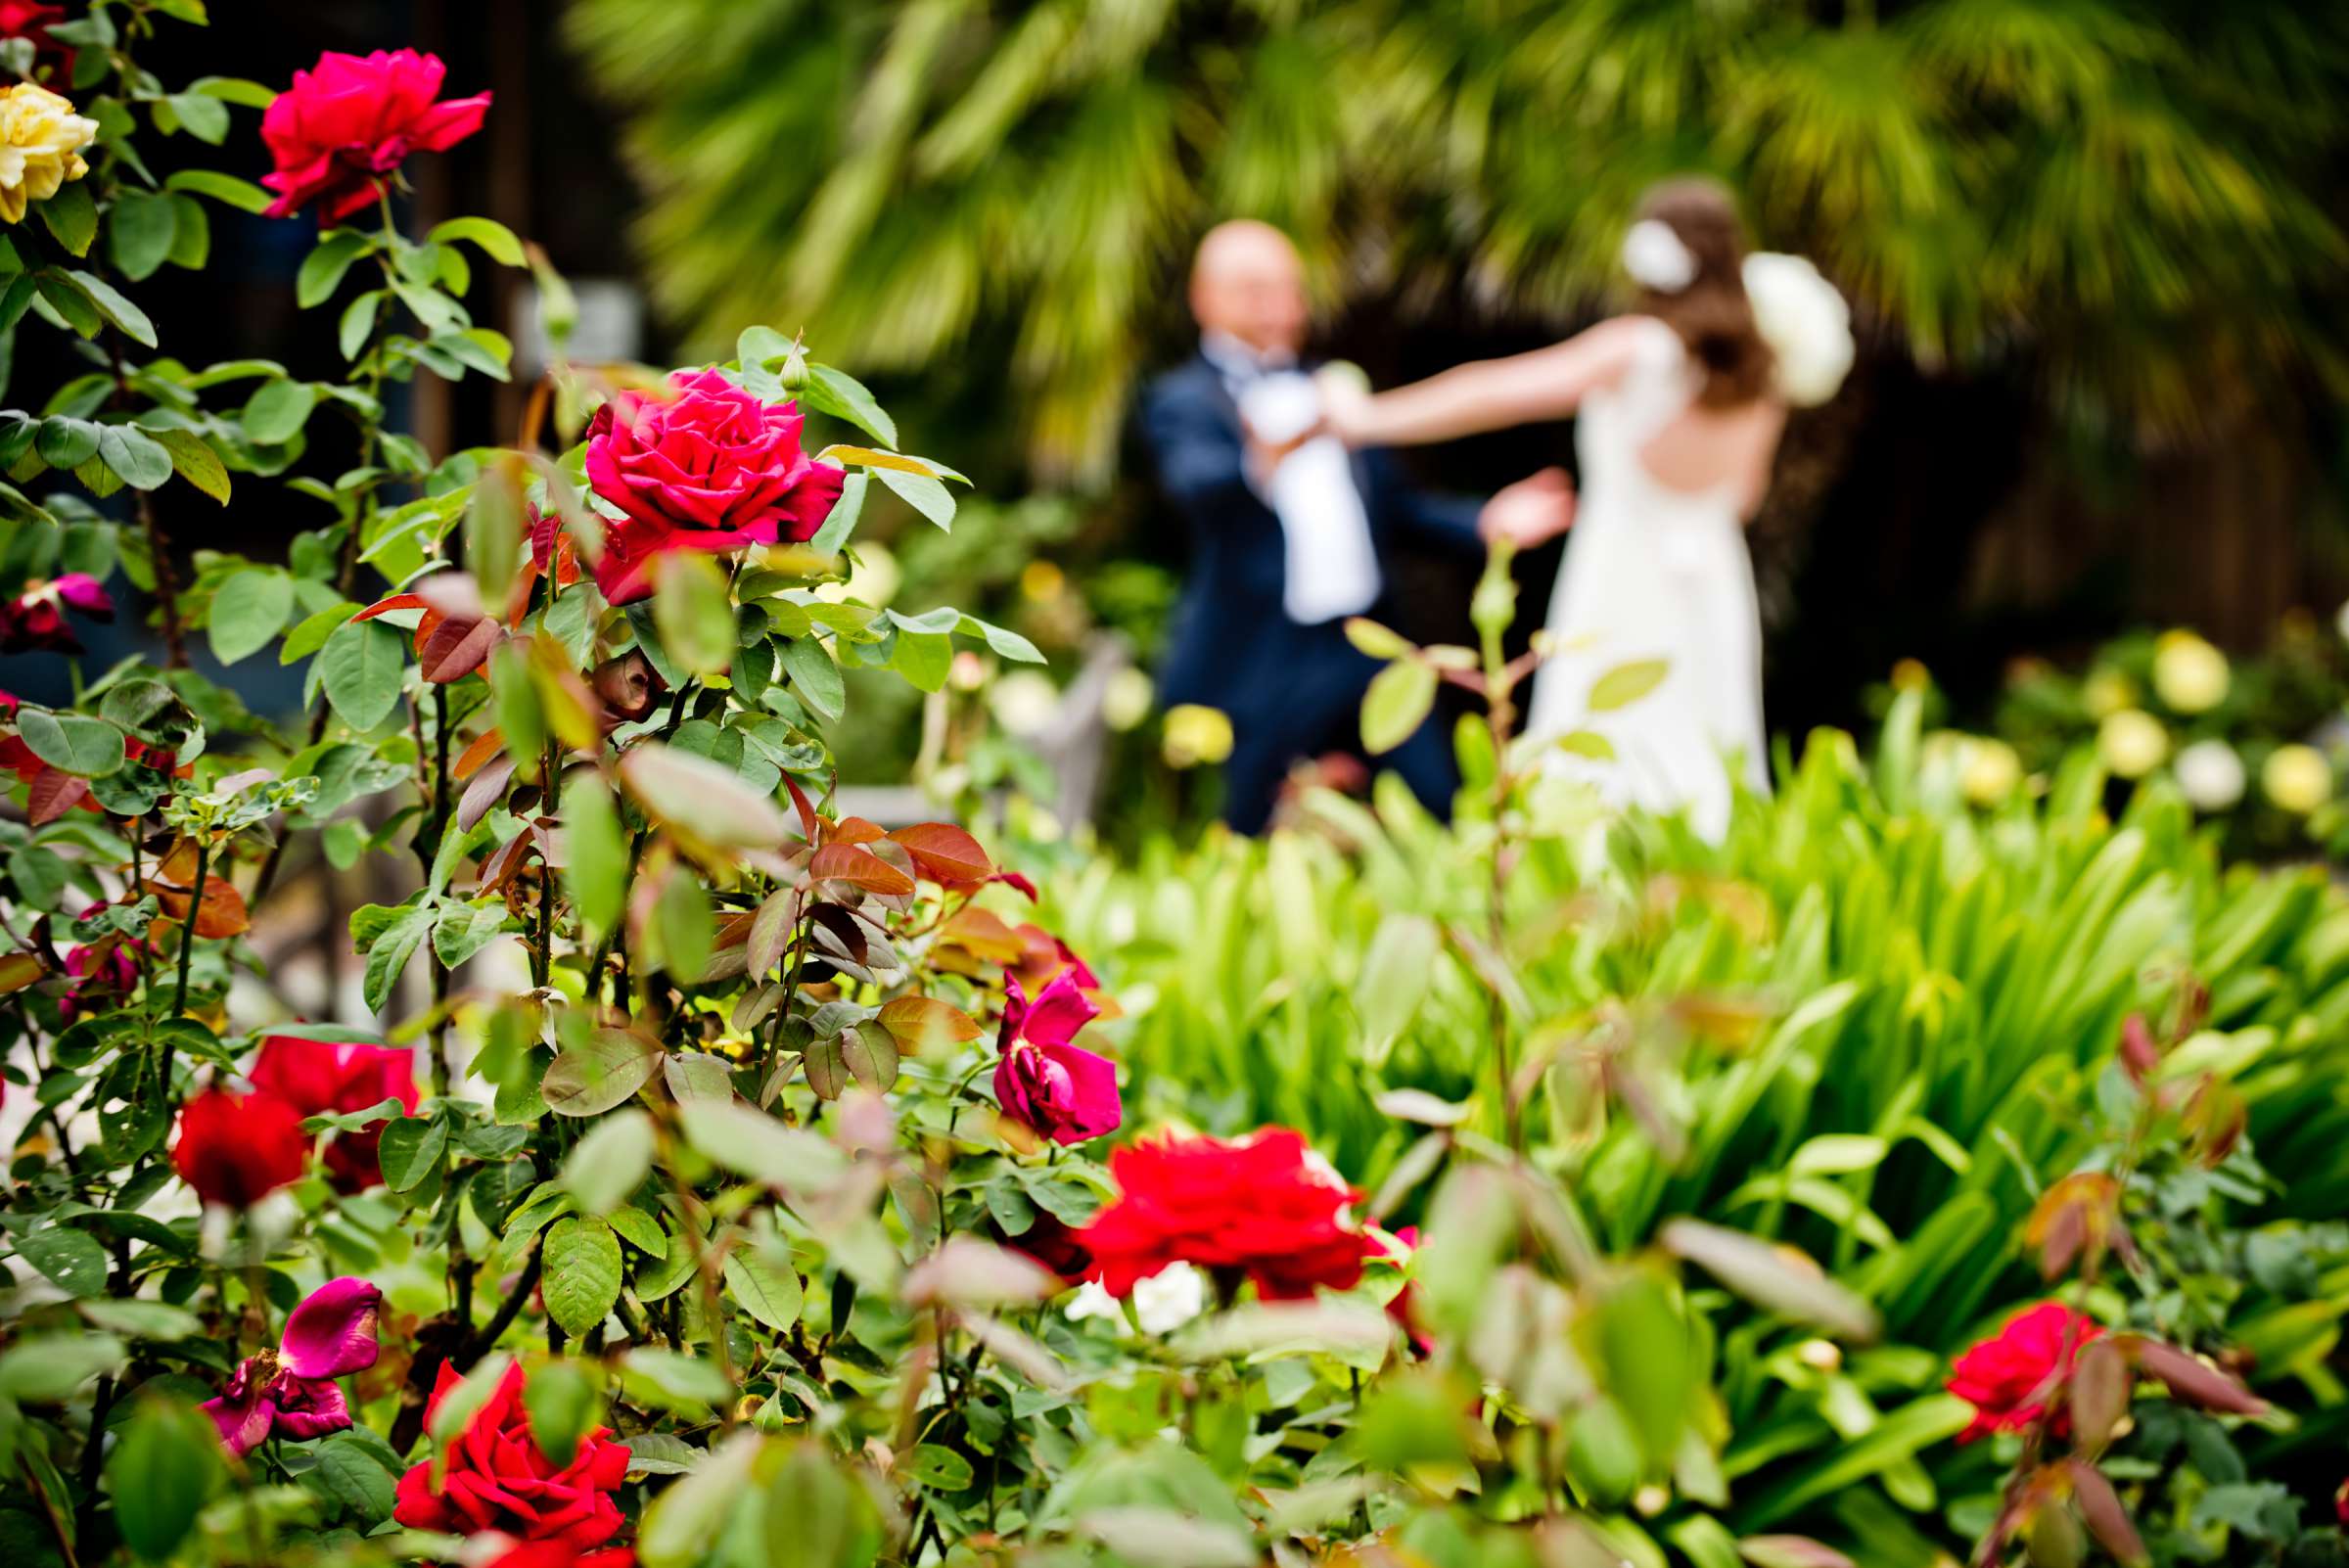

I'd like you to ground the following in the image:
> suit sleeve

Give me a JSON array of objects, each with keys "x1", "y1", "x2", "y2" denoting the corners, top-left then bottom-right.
[
  {"x1": 1365, "y1": 448, "x2": 1485, "y2": 555},
  {"x1": 1141, "y1": 379, "x2": 1251, "y2": 515}
]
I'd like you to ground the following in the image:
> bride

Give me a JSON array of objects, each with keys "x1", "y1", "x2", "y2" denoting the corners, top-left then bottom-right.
[{"x1": 1319, "y1": 179, "x2": 1849, "y2": 840}]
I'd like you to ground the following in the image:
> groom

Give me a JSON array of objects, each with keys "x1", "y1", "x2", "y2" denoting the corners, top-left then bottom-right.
[{"x1": 1141, "y1": 220, "x2": 1572, "y2": 833}]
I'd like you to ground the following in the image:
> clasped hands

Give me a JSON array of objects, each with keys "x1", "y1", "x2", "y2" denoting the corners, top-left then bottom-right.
[{"x1": 1242, "y1": 368, "x2": 1575, "y2": 548}]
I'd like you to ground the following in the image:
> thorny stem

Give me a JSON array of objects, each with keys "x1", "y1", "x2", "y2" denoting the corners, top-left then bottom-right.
[{"x1": 155, "y1": 838, "x2": 209, "y2": 1098}]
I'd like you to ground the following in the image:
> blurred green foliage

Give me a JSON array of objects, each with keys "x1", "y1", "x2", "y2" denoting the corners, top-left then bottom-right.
[{"x1": 570, "y1": 0, "x2": 2349, "y2": 482}]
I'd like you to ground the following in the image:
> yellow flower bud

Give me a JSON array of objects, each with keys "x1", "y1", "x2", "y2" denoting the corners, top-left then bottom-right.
[
  {"x1": 2097, "y1": 710, "x2": 2167, "y2": 779},
  {"x1": 2151, "y1": 630, "x2": 2229, "y2": 715},
  {"x1": 2261, "y1": 744, "x2": 2332, "y2": 815}
]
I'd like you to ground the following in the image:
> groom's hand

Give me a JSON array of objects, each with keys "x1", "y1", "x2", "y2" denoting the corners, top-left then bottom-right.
[{"x1": 1478, "y1": 467, "x2": 1576, "y2": 546}]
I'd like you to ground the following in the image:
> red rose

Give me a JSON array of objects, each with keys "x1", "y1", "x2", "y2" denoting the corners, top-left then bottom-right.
[
  {"x1": 260, "y1": 49, "x2": 490, "y2": 220},
  {"x1": 1947, "y1": 1302, "x2": 2103, "y2": 1443},
  {"x1": 1080, "y1": 1129, "x2": 1380, "y2": 1302},
  {"x1": 582, "y1": 369, "x2": 846, "y2": 605},
  {"x1": 0, "y1": 2, "x2": 71, "y2": 82},
  {"x1": 393, "y1": 1360, "x2": 631, "y2": 1551},
  {"x1": 250, "y1": 1031, "x2": 419, "y2": 1190},
  {"x1": 996, "y1": 1214, "x2": 1098, "y2": 1284},
  {"x1": 171, "y1": 1088, "x2": 309, "y2": 1208}
]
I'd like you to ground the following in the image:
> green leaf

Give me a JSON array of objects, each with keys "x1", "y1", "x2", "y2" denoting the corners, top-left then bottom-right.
[
  {"x1": 652, "y1": 550, "x2": 734, "y2": 677},
  {"x1": 560, "y1": 1109, "x2": 655, "y2": 1218},
  {"x1": 97, "y1": 425, "x2": 172, "y2": 490},
  {"x1": 620, "y1": 1349, "x2": 731, "y2": 1412},
  {"x1": 376, "y1": 1114, "x2": 448, "y2": 1193},
  {"x1": 242, "y1": 378, "x2": 321, "y2": 444},
  {"x1": 206, "y1": 567, "x2": 293, "y2": 665},
  {"x1": 1589, "y1": 658, "x2": 1670, "y2": 713},
  {"x1": 159, "y1": 91, "x2": 231, "y2": 144},
  {"x1": 360, "y1": 903, "x2": 434, "y2": 1013},
  {"x1": 807, "y1": 468, "x2": 866, "y2": 554},
  {"x1": 306, "y1": 1430, "x2": 398, "y2": 1524},
  {"x1": 638, "y1": 1430, "x2": 760, "y2": 1568},
  {"x1": 606, "y1": 1205, "x2": 668, "y2": 1258},
  {"x1": 1360, "y1": 659, "x2": 1437, "y2": 755},
  {"x1": 908, "y1": 1445, "x2": 974, "y2": 1492},
  {"x1": 18, "y1": 1223, "x2": 109, "y2": 1298},
  {"x1": 542, "y1": 1029, "x2": 661, "y2": 1117},
  {"x1": 428, "y1": 215, "x2": 527, "y2": 267},
  {"x1": 297, "y1": 230, "x2": 374, "y2": 309},
  {"x1": 108, "y1": 189, "x2": 179, "y2": 282},
  {"x1": 779, "y1": 635, "x2": 844, "y2": 720},
  {"x1": 319, "y1": 618, "x2": 407, "y2": 730},
  {"x1": 39, "y1": 180, "x2": 96, "y2": 255},
  {"x1": 153, "y1": 429, "x2": 229, "y2": 503},
  {"x1": 959, "y1": 613, "x2": 1045, "y2": 665},
  {"x1": 805, "y1": 363, "x2": 898, "y2": 447},
  {"x1": 0, "y1": 1331, "x2": 123, "y2": 1402},
  {"x1": 338, "y1": 290, "x2": 382, "y2": 360},
  {"x1": 280, "y1": 602, "x2": 357, "y2": 664},
  {"x1": 561, "y1": 769, "x2": 627, "y2": 936},
  {"x1": 543, "y1": 1217, "x2": 624, "y2": 1338},
  {"x1": 167, "y1": 195, "x2": 210, "y2": 269},
  {"x1": 522, "y1": 1360, "x2": 601, "y2": 1469},
  {"x1": 433, "y1": 902, "x2": 510, "y2": 968},
  {"x1": 893, "y1": 628, "x2": 951, "y2": 691},
  {"x1": 722, "y1": 1247, "x2": 805, "y2": 1332},
  {"x1": 876, "y1": 466, "x2": 954, "y2": 530},
  {"x1": 1356, "y1": 913, "x2": 1438, "y2": 1064},
  {"x1": 678, "y1": 1100, "x2": 848, "y2": 1193},
  {"x1": 163, "y1": 169, "x2": 272, "y2": 214},
  {"x1": 77, "y1": 1299, "x2": 202, "y2": 1340},
  {"x1": 19, "y1": 709, "x2": 126, "y2": 777},
  {"x1": 108, "y1": 1397, "x2": 222, "y2": 1558},
  {"x1": 63, "y1": 270, "x2": 156, "y2": 346}
]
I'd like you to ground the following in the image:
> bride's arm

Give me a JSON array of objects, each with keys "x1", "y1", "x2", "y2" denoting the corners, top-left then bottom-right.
[{"x1": 1325, "y1": 317, "x2": 1653, "y2": 447}]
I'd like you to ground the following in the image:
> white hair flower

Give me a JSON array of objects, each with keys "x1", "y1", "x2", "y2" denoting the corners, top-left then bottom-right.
[
  {"x1": 1742, "y1": 253, "x2": 1855, "y2": 407},
  {"x1": 1621, "y1": 219, "x2": 1697, "y2": 294}
]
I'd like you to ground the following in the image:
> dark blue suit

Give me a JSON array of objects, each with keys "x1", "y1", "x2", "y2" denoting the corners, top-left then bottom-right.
[{"x1": 1140, "y1": 351, "x2": 1485, "y2": 832}]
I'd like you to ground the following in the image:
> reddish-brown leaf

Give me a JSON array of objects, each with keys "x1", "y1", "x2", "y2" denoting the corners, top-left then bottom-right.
[
  {"x1": 453, "y1": 727, "x2": 506, "y2": 782},
  {"x1": 809, "y1": 843, "x2": 916, "y2": 897},
  {"x1": 782, "y1": 773, "x2": 820, "y2": 845},
  {"x1": 349, "y1": 592, "x2": 425, "y2": 623},
  {"x1": 824, "y1": 815, "x2": 887, "y2": 846},
  {"x1": 145, "y1": 874, "x2": 251, "y2": 939},
  {"x1": 26, "y1": 766, "x2": 89, "y2": 824},
  {"x1": 2127, "y1": 1336, "x2": 2266, "y2": 1416},
  {"x1": 2065, "y1": 1461, "x2": 2148, "y2": 1568},
  {"x1": 891, "y1": 821, "x2": 993, "y2": 886},
  {"x1": 0, "y1": 951, "x2": 44, "y2": 994},
  {"x1": 419, "y1": 613, "x2": 500, "y2": 683}
]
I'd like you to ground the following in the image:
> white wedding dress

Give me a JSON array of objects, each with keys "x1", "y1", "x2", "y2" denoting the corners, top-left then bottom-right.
[{"x1": 1522, "y1": 317, "x2": 1767, "y2": 842}]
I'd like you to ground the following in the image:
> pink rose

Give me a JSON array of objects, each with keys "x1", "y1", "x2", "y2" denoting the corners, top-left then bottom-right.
[
  {"x1": 582, "y1": 369, "x2": 846, "y2": 605},
  {"x1": 991, "y1": 970, "x2": 1120, "y2": 1146},
  {"x1": 0, "y1": 573, "x2": 112, "y2": 654},
  {"x1": 260, "y1": 50, "x2": 490, "y2": 220}
]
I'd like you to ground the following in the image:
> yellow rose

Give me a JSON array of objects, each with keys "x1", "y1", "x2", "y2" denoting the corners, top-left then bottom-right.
[
  {"x1": 2151, "y1": 630, "x2": 2229, "y2": 715},
  {"x1": 1161, "y1": 704, "x2": 1233, "y2": 769},
  {"x1": 2261, "y1": 744, "x2": 2333, "y2": 815},
  {"x1": 2097, "y1": 709, "x2": 2168, "y2": 779},
  {"x1": 0, "y1": 83, "x2": 97, "y2": 225}
]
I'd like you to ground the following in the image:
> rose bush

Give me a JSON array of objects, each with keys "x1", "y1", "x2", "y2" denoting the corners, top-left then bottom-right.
[{"x1": 0, "y1": 9, "x2": 2329, "y2": 1568}]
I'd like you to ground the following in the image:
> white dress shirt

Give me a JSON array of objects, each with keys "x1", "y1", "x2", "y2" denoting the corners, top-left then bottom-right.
[{"x1": 1199, "y1": 332, "x2": 1382, "y2": 625}]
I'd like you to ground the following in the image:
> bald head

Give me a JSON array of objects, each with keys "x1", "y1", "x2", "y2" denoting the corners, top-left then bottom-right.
[{"x1": 1190, "y1": 220, "x2": 1309, "y2": 358}]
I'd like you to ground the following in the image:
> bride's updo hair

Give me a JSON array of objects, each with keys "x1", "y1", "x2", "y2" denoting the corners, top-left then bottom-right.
[{"x1": 1630, "y1": 178, "x2": 1773, "y2": 408}]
